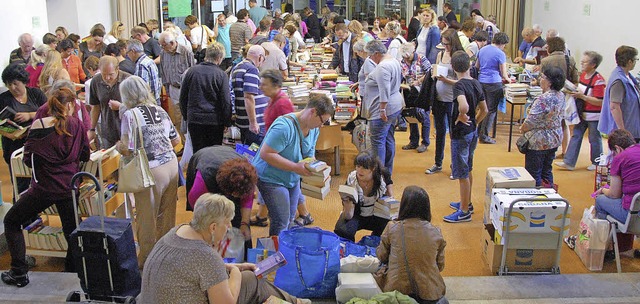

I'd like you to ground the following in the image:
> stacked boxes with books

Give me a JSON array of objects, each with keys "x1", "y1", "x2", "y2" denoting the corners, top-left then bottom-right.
[{"x1": 300, "y1": 158, "x2": 332, "y2": 200}]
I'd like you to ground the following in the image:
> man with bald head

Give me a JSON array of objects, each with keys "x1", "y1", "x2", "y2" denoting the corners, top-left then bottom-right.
[
  {"x1": 230, "y1": 45, "x2": 269, "y2": 145},
  {"x1": 513, "y1": 27, "x2": 545, "y2": 67},
  {"x1": 89, "y1": 56, "x2": 131, "y2": 148},
  {"x1": 9, "y1": 33, "x2": 34, "y2": 65}
]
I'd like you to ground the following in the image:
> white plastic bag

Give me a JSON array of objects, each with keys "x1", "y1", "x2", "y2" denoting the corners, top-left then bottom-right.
[
  {"x1": 340, "y1": 255, "x2": 380, "y2": 273},
  {"x1": 564, "y1": 95, "x2": 580, "y2": 125},
  {"x1": 577, "y1": 206, "x2": 611, "y2": 251},
  {"x1": 179, "y1": 131, "x2": 193, "y2": 168},
  {"x1": 217, "y1": 227, "x2": 245, "y2": 262},
  {"x1": 351, "y1": 119, "x2": 371, "y2": 153}
]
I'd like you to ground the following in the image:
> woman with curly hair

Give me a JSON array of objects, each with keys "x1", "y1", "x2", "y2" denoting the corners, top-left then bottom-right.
[{"x1": 186, "y1": 145, "x2": 258, "y2": 253}]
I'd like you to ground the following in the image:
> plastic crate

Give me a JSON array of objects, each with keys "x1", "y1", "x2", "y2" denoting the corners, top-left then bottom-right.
[{"x1": 235, "y1": 143, "x2": 257, "y2": 161}]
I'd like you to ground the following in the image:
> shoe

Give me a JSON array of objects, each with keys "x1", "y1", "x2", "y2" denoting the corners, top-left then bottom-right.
[
  {"x1": 449, "y1": 174, "x2": 455, "y2": 180},
  {"x1": 554, "y1": 161, "x2": 575, "y2": 171},
  {"x1": 294, "y1": 213, "x2": 314, "y2": 226},
  {"x1": 449, "y1": 202, "x2": 474, "y2": 214},
  {"x1": 1, "y1": 270, "x2": 29, "y2": 287},
  {"x1": 564, "y1": 235, "x2": 577, "y2": 250},
  {"x1": 425, "y1": 165, "x2": 442, "y2": 174},
  {"x1": 634, "y1": 249, "x2": 640, "y2": 259},
  {"x1": 416, "y1": 144, "x2": 428, "y2": 153},
  {"x1": 443, "y1": 209, "x2": 472, "y2": 223},
  {"x1": 555, "y1": 153, "x2": 565, "y2": 160},
  {"x1": 587, "y1": 164, "x2": 597, "y2": 171},
  {"x1": 402, "y1": 144, "x2": 418, "y2": 150},
  {"x1": 604, "y1": 250, "x2": 616, "y2": 262},
  {"x1": 480, "y1": 137, "x2": 496, "y2": 144},
  {"x1": 249, "y1": 215, "x2": 269, "y2": 227}
]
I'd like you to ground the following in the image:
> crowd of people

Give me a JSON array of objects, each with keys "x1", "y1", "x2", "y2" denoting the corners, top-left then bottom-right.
[{"x1": 1, "y1": 3, "x2": 639, "y2": 304}]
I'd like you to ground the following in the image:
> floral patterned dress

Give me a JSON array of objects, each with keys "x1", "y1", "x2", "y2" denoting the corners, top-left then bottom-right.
[{"x1": 523, "y1": 90, "x2": 565, "y2": 150}]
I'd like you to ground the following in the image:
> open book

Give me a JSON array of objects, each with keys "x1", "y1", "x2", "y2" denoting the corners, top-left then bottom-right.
[
  {"x1": 0, "y1": 107, "x2": 28, "y2": 139},
  {"x1": 339, "y1": 185, "x2": 358, "y2": 203}
]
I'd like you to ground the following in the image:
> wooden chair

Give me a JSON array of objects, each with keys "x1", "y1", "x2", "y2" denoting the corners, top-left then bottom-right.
[{"x1": 606, "y1": 192, "x2": 640, "y2": 273}]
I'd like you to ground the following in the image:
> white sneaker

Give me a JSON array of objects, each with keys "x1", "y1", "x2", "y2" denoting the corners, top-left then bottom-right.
[
  {"x1": 554, "y1": 161, "x2": 575, "y2": 171},
  {"x1": 587, "y1": 164, "x2": 597, "y2": 171}
]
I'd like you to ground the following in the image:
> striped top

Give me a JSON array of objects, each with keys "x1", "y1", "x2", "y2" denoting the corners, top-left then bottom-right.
[{"x1": 230, "y1": 60, "x2": 268, "y2": 134}]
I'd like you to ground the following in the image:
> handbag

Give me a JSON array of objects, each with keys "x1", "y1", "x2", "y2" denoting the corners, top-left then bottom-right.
[
  {"x1": 117, "y1": 108, "x2": 156, "y2": 193},
  {"x1": 516, "y1": 132, "x2": 532, "y2": 154},
  {"x1": 194, "y1": 25, "x2": 207, "y2": 63}
]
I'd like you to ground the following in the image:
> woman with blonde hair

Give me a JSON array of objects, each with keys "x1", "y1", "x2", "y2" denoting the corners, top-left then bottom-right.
[
  {"x1": 104, "y1": 21, "x2": 125, "y2": 44},
  {"x1": 25, "y1": 45, "x2": 50, "y2": 88},
  {"x1": 116, "y1": 76, "x2": 181, "y2": 267},
  {"x1": 55, "y1": 26, "x2": 68, "y2": 41},
  {"x1": 348, "y1": 20, "x2": 374, "y2": 43},
  {"x1": 416, "y1": 8, "x2": 440, "y2": 64},
  {"x1": 38, "y1": 50, "x2": 70, "y2": 91}
]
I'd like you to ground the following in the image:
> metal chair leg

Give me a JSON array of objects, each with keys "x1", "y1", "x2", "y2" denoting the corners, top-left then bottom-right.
[{"x1": 611, "y1": 223, "x2": 622, "y2": 273}]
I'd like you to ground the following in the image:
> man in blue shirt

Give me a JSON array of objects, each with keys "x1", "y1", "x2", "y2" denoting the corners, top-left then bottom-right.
[
  {"x1": 268, "y1": 19, "x2": 291, "y2": 57},
  {"x1": 248, "y1": 0, "x2": 268, "y2": 25},
  {"x1": 213, "y1": 13, "x2": 232, "y2": 71}
]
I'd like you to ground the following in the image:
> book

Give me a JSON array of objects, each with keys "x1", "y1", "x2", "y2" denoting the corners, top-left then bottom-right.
[
  {"x1": 303, "y1": 176, "x2": 331, "y2": 188},
  {"x1": 300, "y1": 158, "x2": 328, "y2": 172},
  {"x1": 301, "y1": 166, "x2": 331, "y2": 185},
  {"x1": 254, "y1": 251, "x2": 287, "y2": 279},
  {"x1": 338, "y1": 185, "x2": 358, "y2": 203},
  {"x1": 0, "y1": 117, "x2": 29, "y2": 140},
  {"x1": 0, "y1": 106, "x2": 17, "y2": 120},
  {"x1": 301, "y1": 185, "x2": 331, "y2": 200},
  {"x1": 434, "y1": 64, "x2": 448, "y2": 78},
  {"x1": 301, "y1": 180, "x2": 331, "y2": 194}
]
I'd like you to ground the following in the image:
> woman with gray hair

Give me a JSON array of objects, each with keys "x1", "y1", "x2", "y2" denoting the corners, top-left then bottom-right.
[
  {"x1": 364, "y1": 40, "x2": 404, "y2": 175},
  {"x1": 384, "y1": 21, "x2": 407, "y2": 62},
  {"x1": 140, "y1": 193, "x2": 309, "y2": 303},
  {"x1": 351, "y1": 39, "x2": 376, "y2": 102},
  {"x1": 115, "y1": 75, "x2": 181, "y2": 267},
  {"x1": 400, "y1": 42, "x2": 432, "y2": 153}
]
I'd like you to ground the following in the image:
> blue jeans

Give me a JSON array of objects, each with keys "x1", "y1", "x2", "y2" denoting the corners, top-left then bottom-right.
[
  {"x1": 257, "y1": 179, "x2": 301, "y2": 236},
  {"x1": 369, "y1": 110, "x2": 401, "y2": 175},
  {"x1": 525, "y1": 147, "x2": 558, "y2": 187},
  {"x1": 432, "y1": 101, "x2": 453, "y2": 167},
  {"x1": 408, "y1": 108, "x2": 431, "y2": 147},
  {"x1": 450, "y1": 131, "x2": 478, "y2": 179},
  {"x1": 595, "y1": 194, "x2": 628, "y2": 223},
  {"x1": 564, "y1": 120, "x2": 603, "y2": 167}
]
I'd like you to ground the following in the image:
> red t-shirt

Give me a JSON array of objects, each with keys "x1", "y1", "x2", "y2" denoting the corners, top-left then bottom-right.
[
  {"x1": 264, "y1": 91, "x2": 295, "y2": 131},
  {"x1": 577, "y1": 71, "x2": 606, "y2": 121}
]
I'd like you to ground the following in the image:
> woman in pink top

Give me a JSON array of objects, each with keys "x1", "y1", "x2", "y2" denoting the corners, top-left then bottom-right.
[{"x1": 250, "y1": 69, "x2": 316, "y2": 227}]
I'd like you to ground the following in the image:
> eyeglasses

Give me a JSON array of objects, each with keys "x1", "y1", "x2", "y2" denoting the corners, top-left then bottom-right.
[
  {"x1": 317, "y1": 113, "x2": 330, "y2": 125},
  {"x1": 540, "y1": 74, "x2": 548, "y2": 81},
  {"x1": 441, "y1": 41, "x2": 451, "y2": 46}
]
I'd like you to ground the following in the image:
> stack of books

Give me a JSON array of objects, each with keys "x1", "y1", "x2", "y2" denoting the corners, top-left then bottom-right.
[
  {"x1": 288, "y1": 84, "x2": 310, "y2": 106},
  {"x1": 22, "y1": 218, "x2": 68, "y2": 251},
  {"x1": 504, "y1": 83, "x2": 529, "y2": 103},
  {"x1": 527, "y1": 86, "x2": 543, "y2": 98},
  {"x1": 299, "y1": 158, "x2": 332, "y2": 200},
  {"x1": 81, "y1": 147, "x2": 119, "y2": 177},
  {"x1": 374, "y1": 197, "x2": 401, "y2": 219}
]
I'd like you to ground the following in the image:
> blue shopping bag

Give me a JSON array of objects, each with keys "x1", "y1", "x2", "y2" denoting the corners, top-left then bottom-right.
[{"x1": 274, "y1": 227, "x2": 341, "y2": 298}]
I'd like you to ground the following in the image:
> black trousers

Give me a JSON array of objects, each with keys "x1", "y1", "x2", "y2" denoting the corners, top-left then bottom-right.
[
  {"x1": 188, "y1": 123, "x2": 225, "y2": 154},
  {"x1": 4, "y1": 189, "x2": 78, "y2": 274},
  {"x1": 334, "y1": 212, "x2": 389, "y2": 242}
]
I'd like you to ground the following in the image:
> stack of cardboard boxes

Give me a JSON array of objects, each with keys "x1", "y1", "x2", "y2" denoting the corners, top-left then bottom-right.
[{"x1": 481, "y1": 167, "x2": 571, "y2": 274}]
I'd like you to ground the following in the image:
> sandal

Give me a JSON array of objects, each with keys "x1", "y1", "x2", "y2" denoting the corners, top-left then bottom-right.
[
  {"x1": 564, "y1": 235, "x2": 577, "y2": 250},
  {"x1": 294, "y1": 213, "x2": 314, "y2": 226},
  {"x1": 249, "y1": 216, "x2": 269, "y2": 227}
]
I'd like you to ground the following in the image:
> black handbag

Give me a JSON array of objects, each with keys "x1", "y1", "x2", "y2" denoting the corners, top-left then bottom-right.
[
  {"x1": 516, "y1": 132, "x2": 532, "y2": 154},
  {"x1": 415, "y1": 69, "x2": 437, "y2": 111}
]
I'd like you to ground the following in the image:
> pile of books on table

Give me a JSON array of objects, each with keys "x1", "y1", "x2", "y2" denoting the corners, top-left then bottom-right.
[
  {"x1": 527, "y1": 86, "x2": 543, "y2": 99},
  {"x1": 288, "y1": 84, "x2": 310, "y2": 106},
  {"x1": 299, "y1": 158, "x2": 331, "y2": 200},
  {"x1": 504, "y1": 83, "x2": 529, "y2": 103}
]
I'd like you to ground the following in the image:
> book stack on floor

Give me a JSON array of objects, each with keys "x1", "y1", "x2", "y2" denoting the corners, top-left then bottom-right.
[
  {"x1": 22, "y1": 218, "x2": 68, "y2": 251},
  {"x1": 300, "y1": 158, "x2": 331, "y2": 200}
]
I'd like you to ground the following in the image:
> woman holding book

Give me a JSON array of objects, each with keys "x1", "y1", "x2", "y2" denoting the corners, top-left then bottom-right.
[
  {"x1": 335, "y1": 151, "x2": 394, "y2": 242},
  {"x1": 252, "y1": 94, "x2": 334, "y2": 236},
  {"x1": 376, "y1": 186, "x2": 447, "y2": 304},
  {"x1": 2, "y1": 87, "x2": 90, "y2": 287},
  {"x1": 0, "y1": 63, "x2": 48, "y2": 200},
  {"x1": 140, "y1": 193, "x2": 310, "y2": 304}
]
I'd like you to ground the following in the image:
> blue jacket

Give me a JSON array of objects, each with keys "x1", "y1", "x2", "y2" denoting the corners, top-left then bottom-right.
[
  {"x1": 598, "y1": 66, "x2": 640, "y2": 138},
  {"x1": 417, "y1": 25, "x2": 441, "y2": 64}
]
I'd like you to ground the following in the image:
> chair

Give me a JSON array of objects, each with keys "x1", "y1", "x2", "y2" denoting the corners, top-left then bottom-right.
[
  {"x1": 315, "y1": 123, "x2": 342, "y2": 175},
  {"x1": 606, "y1": 192, "x2": 640, "y2": 273}
]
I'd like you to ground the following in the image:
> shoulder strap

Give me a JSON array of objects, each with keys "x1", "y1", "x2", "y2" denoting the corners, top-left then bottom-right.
[
  {"x1": 401, "y1": 222, "x2": 420, "y2": 296},
  {"x1": 583, "y1": 71, "x2": 599, "y2": 96},
  {"x1": 130, "y1": 107, "x2": 145, "y2": 150},
  {"x1": 284, "y1": 115, "x2": 304, "y2": 156}
]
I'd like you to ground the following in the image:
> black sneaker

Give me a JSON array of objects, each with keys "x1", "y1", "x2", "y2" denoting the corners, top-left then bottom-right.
[
  {"x1": 425, "y1": 165, "x2": 442, "y2": 174},
  {"x1": 1, "y1": 270, "x2": 29, "y2": 287}
]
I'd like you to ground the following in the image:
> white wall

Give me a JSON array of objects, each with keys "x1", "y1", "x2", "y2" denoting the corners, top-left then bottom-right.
[
  {"x1": 530, "y1": 0, "x2": 640, "y2": 79},
  {"x1": 47, "y1": 0, "x2": 114, "y2": 37},
  {"x1": 0, "y1": 0, "x2": 49, "y2": 80},
  {"x1": 47, "y1": 0, "x2": 80, "y2": 34}
]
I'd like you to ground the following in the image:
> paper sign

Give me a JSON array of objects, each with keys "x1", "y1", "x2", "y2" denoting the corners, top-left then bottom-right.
[{"x1": 168, "y1": 0, "x2": 192, "y2": 18}]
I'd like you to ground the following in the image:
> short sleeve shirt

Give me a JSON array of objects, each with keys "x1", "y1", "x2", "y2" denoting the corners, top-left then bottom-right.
[
  {"x1": 477, "y1": 44, "x2": 506, "y2": 84},
  {"x1": 121, "y1": 105, "x2": 177, "y2": 169},
  {"x1": 610, "y1": 144, "x2": 640, "y2": 210},
  {"x1": 452, "y1": 78, "x2": 485, "y2": 138},
  {"x1": 216, "y1": 24, "x2": 232, "y2": 58},
  {"x1": 252, "y1": 114, "x2": 319, "y2": 188},
  {"x1": 143, "y1": 38, "x2": 162, "y2": 59},
  {"x1": 89, "y1": 71, "x2": 131, "y2": 147},
  {"x1": 578, "y1": 71, "x2": 606, "y2": 121},
  {"x1": 260, "y1": 42, "x2": 288, "y2": 71},
  {"x1": 231, "y1": 60, "x2": 268, "y2": 133}
]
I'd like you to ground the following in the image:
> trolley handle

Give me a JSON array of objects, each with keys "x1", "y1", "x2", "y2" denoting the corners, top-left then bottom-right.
[
  {"x1": 71, "y1": 171, "x2": 102, "y2": 192},
  {"x1": 70, "y1": 171, "x2": 106, "y2": 233}
]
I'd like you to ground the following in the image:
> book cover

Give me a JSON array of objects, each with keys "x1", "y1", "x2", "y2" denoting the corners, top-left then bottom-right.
[
  {"x1": 338, "y1": 185, "x2": 358, "y2": 203},
  {"x1": 299, "y1": 158, "x2": 328, "y2": 172},
  {"x1": 301, "y1": 180, "x2": 330, "y2": 194},
  {"x1": 254, "y1": 251, "x2": 287, "y2": 279},
  {"x1": 301, "y1": 185, "x2": 330, "y2": 200}
]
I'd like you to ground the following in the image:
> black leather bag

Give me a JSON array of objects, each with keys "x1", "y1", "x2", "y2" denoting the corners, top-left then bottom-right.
[
  {"x1": 415, "y1": 69, "x2": 437, "y2": 111},
  {"x1": 516, "y1": 132, "x2": 532, "y2": 154}
]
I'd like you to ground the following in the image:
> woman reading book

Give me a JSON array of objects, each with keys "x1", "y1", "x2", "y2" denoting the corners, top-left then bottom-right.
[{"x1": 334, "y1": 151, "x2": 394, "y2": 241}]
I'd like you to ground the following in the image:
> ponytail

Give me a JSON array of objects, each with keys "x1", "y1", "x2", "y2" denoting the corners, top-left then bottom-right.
[{"x1": 47, "y1": 87, "x2": 74, "y2": 136}]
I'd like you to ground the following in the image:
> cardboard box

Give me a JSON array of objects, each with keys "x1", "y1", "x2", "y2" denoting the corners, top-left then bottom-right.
[
  {"x1": 481, "y1": 224, "x2": 557, "y2": 274},
  {"x1": 484, "y1": 167, "x2": 536, "y2": 223},
  {"x1": 490, "y1": 188, "x2": 571, "y2": 244}
]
